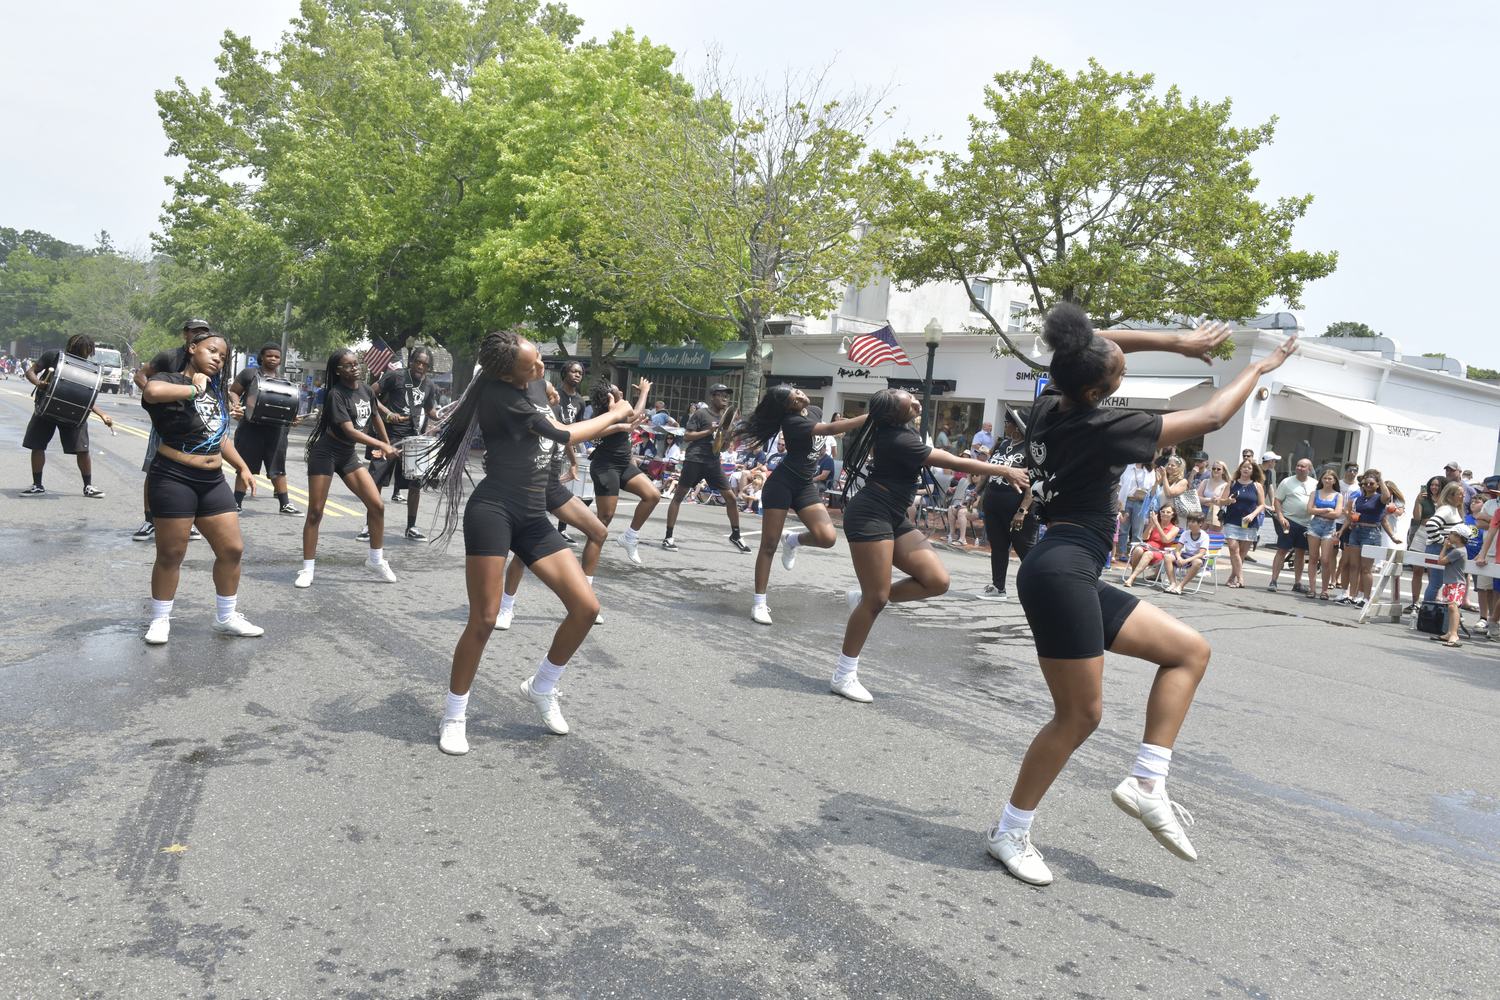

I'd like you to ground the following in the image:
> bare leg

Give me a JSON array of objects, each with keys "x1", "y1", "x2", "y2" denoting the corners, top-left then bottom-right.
[
  {"x1": 1179, "y1": 555, "x2": 1205, "y2": 590},
  {"x1": 525, "y1": 548, "x2": 602, "y2": 664},
  {"x1": 1356, "y1": 554, "x2": 1374, "y2": 600},
  {"x1": 1409, "y1": 567, "x2": 1425, "y2": 605},
  {"x1": 841, "y1": 539, "x2": 895, "y2": 658},
  {"x1": 449, "y1": 556, "x2": 506, "y2": 696},
  {"x1": 503, "y1": 552, "x2": 525, "y2": 598},
  {"x1": 622, "y1": 475, "x2": 660, "y2": 531},
  {"x1": 555, "y1": 496, "x2": 607, "y2": 576},
  {"x1": 151, "y1": 517, "x2": 193, "y2": 600},
  {"x1": 75, "y1": 452, "x2": 92, "y2": 479},
  {"x1": 340, "y1": 468, "x2": 386, "y2": 551},
  {"x1": 754, "y1": 508, "x2": 791, "y2": 593},
  {"x1": 888, "y1": 529, "x2": 949, "y2": 604},
  {"x1": 302, "y1": 475, "x2": 333, "y2": 559},
  {"x1": 1226, "y1": 539, "x2": 1245, "y2": 585},
  {"x1": 594, "y1": 494, "x2": 619, "y2": 527},
  {"x1": 194, "y1": 511, "x2": 245, "y2": 597}
]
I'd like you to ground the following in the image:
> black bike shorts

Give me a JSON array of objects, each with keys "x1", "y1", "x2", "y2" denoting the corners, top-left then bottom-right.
[
  {"x1": 23, "y1": 414, "x2": 88, "y2": 454},
  {"x1": 761, "y1": 466, "x2": 822, "y2": 512},
  {"x1": 590, "y1": 458, "x2": 643, "y2": 497},
  {"x1": 842, "y1": 482, "x2": 917, "y2": 543},
  {"x1": 464, "y1": 489, "x2": 571, "y2": 563},
  {"x1": 1016, "y1": 524, "x2": 1140, "y2": 660},
  {"x1": 546, "y1": 477, "x2": 576, "y2": 512},
  {"x1": 307, "y1": 440, "x2": 363, "y2": 479},
  {"x1": 147, "y1": 455, "x2": 238, "y2": 520},
  {"x1": 234, "y1": 421, "x2": 289, "y2": 479},
  {"x1": 674, "y1": 459, "x2": 733, "y2": 497}
]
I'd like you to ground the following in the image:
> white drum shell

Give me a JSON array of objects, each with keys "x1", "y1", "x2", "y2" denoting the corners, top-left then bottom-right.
[{"x1": 401, "y1": 436, "x2": 440, "y2": 480}]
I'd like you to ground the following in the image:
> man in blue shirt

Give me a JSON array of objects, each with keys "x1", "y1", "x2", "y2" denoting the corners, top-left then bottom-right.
[
  {"x1": 814, "y1": 448, "x2": 837, "y2": 498},
  {"x1": 971, "y1": 421, "x2": 994, "y2": 453}
]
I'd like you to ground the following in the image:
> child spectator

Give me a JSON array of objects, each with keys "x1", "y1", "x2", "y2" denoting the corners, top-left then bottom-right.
[
  {"x1": 1434, "y1": 525, "x2": 1471, "y2": 647},
  {"x1": 1164, "y1": 511, "x2": 1209, "y2": 594}
]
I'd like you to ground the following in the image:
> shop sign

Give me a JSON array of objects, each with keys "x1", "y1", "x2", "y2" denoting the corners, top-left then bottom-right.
[
  {"x1": 836, "y1": 366, "x2": 883, "y2": 379},
  {"x1": 637, "y1": 346, "x2": 712, "y2": 370}
]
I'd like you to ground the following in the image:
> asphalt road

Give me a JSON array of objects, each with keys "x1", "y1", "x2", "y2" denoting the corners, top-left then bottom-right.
[{"x1": 2, "y1": 383, "x2": 1498, "y2": 999}]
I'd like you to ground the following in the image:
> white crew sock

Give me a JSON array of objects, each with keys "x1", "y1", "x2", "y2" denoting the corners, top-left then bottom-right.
[
  {"x1": 531, "y1": 655, "x2": 566, "y2": 694},
  {"x1": 500, "y1": 592, "x2": 516, "y2": 612},
  {"x1": 215, "y1": 593, "x2": 237, "y2": 623},
  {"x1": 623, "y1": 526, "x2": 639, "y2": 543},
  {"x1": 997, "y1": 801, "x2": 1035, "y2": 835},
  {"x1": 1131, "y1": 742, "x2": 1172, "y2": 793},
  {"x1": 753, "y1": 593, "x2": 767, "y2": 608},
  {"x1": 151, "y1": 598, "x2": 174, "y2": 622},
  {"x1": 585, "y1": 575, "x2": 594, "y2": 587},
  {"x1": 834, "y1": 652, "x2": 859, "y2": 681},
  {"x1": 444, "y1": 689, "x2": 469, "y2": 721},
  {"x1": 302, "y1": 559, "x2": 315, "y2": 574},
  {"x1": 784, "y1": 531, "x2": 801, "y2": 549},
  {"x1": 368, "y1": 547, "x2": 383, "y2": 566}
]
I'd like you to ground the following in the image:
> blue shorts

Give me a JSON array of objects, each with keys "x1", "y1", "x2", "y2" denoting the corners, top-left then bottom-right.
[
  {"x1": 1307, "y1": 517, "x2": 1338, "y2": 539},
  {"x1": 1347, "y1": 524, "x2": 1382, "y2": 549}
]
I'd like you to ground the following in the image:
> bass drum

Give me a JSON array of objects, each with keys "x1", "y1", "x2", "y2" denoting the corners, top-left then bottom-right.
[
  {"x1": 36, "y1": 353, "x2": 102, "y2": 428},
  {"x1": 248, "y1": 376, "x2": 300, "y2": 425},
  {"x1": 400, "y1": 435, "x2": 440, "y2": 482}
]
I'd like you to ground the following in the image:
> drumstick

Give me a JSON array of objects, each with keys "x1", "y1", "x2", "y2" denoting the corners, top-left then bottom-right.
[{"x1": 91, "y1": 410, "x2": 117, "y2": 435}]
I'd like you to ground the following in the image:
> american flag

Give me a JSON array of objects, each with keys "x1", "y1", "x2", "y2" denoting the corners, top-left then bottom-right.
[
  {"x1": 363, "y1": 338, "x2": 394, "y2": 376},
  {"x1": 846, "y1": 325, "x2": 912, "y2": 367}
]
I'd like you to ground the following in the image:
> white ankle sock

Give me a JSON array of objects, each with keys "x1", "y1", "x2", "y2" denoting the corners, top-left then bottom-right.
[
  {"x1": 500, "y1": 592, "x2": 516, "y2": 612},
  {"x1": 151, "y1": 598, "x2": 174, "y2": 622},
  {"x1": 785, "y1": 532, "x2": 801, "y2": 549},
  {"x1": 302, "y1": 559, "x2": 315, "y2": 574},
  {"x1": 215, "y1": 593, "x2": 236, "y2": 623},
  {"x1": 834, "y1": 653, "x2": 859, "y2": 681},
  {"x1": 368, "y1": 548, "x2": 383, "y2": 565},
  {"x1": 623, "y1": 526, "x2": 639, "y2": 543},
  {"x1": 444, "y1": 689, "x2": 468, "y2": 721},
  {"x1": 531, "y1": 655, "x2": 566, "y2": 694},
  {"x1": 585, "y1": 575, "x2": 594, "y2": 587},
  {"x1": 998, "y1": 801, "x2": 1035, "y2": 835},
  {"x1": 1131, "y1": 742, "x2": 1172, "y2": 792},
  {"x1": 753, "y1": 593, "x2": 767, "y2": 608}
]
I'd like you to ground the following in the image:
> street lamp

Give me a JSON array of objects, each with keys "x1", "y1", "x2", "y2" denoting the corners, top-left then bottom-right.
[{"x1": 921, "y1": 317, "x2": 943, "y2": 442}]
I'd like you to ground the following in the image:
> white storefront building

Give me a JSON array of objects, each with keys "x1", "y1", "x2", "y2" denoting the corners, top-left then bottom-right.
[{"x1": 767, "y1": 277, "x2": 1500, "y2": 527}]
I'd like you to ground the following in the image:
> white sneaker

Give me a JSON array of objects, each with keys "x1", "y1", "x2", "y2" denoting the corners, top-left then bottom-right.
[
  {"x1": 1111, "y1": 776, "x2": 1198, "y2": 862},
  {"x1": 830, "y1": 671, "x2": 873, "y2": 703},
  {"x1": 294, "y1": 568, "x2": 315, "y2": 589},
  {"x1": 977, "y1": 584, "x2": 1007, "y2": 602},
  {"x1": 595, "y1": 610, "x2": 605, "y2": 625},
  {"x1": 751, "y1": 604, "x2": 773, "y2": 625},
  {"x1": 617, "y1": 534, "x2": 642, "y2": 565},
  {"x1": 519, "y1": 677, "x2": 569, "y2": 734},
  {"x1": 986, "y1": 826, "x2": 1053, "y2": 886},
  {"x1": 365, "y1": 558, "x2": 398, "y2": 583},
  {"x1": 845, "y1": 588, "x2": 861, "y2": 612},
  {"x1": 144, "y1": 618, "x2": 170, "y2": 645},
  {"x1": 210, "y1": 612, "x2": 265, "y2": 637},
  {"x1": 495, "y1": 606, "x2": 514, "y2": 631},
  {"x1": 438, "y1": 717, "x2": 469, "y2": 755},
  {"x1": 781, "y1": 530, "x2": 799, "y2": 570}
]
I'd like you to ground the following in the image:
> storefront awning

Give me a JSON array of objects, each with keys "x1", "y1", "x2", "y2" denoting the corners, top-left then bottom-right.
[
  {"x1": 1280, "y1": 386, "x2": 1438, "y2": 441},
  {"x1": 1103, "y1": 376, "x2": 1213, "y2": 408}
]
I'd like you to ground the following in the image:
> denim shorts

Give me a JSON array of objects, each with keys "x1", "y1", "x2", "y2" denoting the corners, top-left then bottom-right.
[
  {"x1": 1307, "y1": 517, "x2": 1338, "y2": 539},
  {"x1": 1223, "y1": 523, "x2": 1258, "y2": 542},
  {"x1": 1347, "y1": 523, "x2": 1382, "y2": 549}
]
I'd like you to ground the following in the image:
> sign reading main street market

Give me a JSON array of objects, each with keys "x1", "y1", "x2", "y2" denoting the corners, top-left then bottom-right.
[{"x1": 637, "y1": 346, "x2": 713, "y2": 370}]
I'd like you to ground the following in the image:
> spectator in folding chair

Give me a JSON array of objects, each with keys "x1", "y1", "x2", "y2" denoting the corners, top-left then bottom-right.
[
  {"x1": 1163, "y1": 512, "x2": 1211, "y2": 594},
  {"x1": 1123, "y1": 504, "x2": 1179, "y2": 588}
]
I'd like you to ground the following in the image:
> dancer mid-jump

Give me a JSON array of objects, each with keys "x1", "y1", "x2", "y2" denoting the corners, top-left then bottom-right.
[{"x1": 987, "y1": 304, "x2": 1297, "y2": 886}]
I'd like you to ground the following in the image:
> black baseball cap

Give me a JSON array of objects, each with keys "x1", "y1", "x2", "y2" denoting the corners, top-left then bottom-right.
[
  {"x1": 183, "y1": 317, "x2": 211, "y2": 331},
  {"x1": 708, "y1": 383, "x2": 730, "y2": 394},
  {"x1": 1484, "y1": 475, "x2": 1500, "y2": 492},
  {"x1": 1192, "y1": 450, "x2": 1209, "y2": 462}
]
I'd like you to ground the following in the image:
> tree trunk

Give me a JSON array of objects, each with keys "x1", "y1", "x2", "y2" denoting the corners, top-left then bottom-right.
[{"x1": 738, "y1": 312, "x2": 766, "y2": 416}]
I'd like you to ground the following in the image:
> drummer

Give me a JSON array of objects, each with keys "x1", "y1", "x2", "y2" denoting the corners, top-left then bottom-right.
[
  {"x1": 131, "y1": 317, "x2": 214, "y2": 542},
  {"x1": 20, "y1": 333, "x2": 114, "y2": 498},
  {"x1": 229, "y1": 343, "x2": 303, "y2": 516},
  {"x1": 360, "y1": 346, "x2": 441, "y2": 542}
]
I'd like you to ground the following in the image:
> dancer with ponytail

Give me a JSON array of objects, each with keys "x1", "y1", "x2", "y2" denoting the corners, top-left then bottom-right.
[
  {"x1": 831, "y1": 388, "x2": 1025, "y2": 702},
  {"x1": 986, "y1": 304, "x2": 1298, "y2": 886},
  {"x1": 296, "y1": 348, "x2": 400, "y2": 588},
  {"x1": 426, "y1": 331, "x2": 638, "y2": 753},
  {"x1": 139, "y1": 330, "x2": 263, "y2": 644},
  {"x1": 587, "y1": 378, "x2": 660, "y2": 566},
  {"x1": 736, "y1": 384, "x2": 867, "y2": 624}
]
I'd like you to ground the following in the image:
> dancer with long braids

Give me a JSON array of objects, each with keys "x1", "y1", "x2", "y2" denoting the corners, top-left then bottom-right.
[
  {"x1": 586, "y1": 378, "x2": 660, "y2": 566},
  {"x1": 296, "y1": 348, "x2": 400, "y2": 588},
  {"x1": 139, "y1": 329, "x2": 263, "y2": 644},
  {"x1": 736, "y1": 384, "x2": 867, "y2": 624},
  {"x1": 831, "y1": 388, "x2": 1025, "y2": 702},
  {"x1": 986, "y1": 304, "x2": 1298, "y2": 886},
  {"x1": 426, "y1": 331, "x2": 639, "y2": 753}
]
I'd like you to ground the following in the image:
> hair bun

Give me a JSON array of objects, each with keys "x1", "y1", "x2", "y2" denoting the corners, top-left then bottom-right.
[{"x1": 1042, "y1": 302, "x2": 1094, "y2": 356}]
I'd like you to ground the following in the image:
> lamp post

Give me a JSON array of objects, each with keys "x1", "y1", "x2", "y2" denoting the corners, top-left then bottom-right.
[{"x1": 921, "y1": 317, "x2": 943, "y2": 443}]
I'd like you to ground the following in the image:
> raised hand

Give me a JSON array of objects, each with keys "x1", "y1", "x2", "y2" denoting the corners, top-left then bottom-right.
[
  {"x1": 1258, "y1": 333, "x2": 1300, "y2": 374},
  {"x1": 1177, "y1": 321, "x2": 1234, "y2": 364}
]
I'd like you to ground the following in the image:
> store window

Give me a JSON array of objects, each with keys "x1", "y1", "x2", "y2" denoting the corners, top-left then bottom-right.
[
  {"x1": 930, "y1": 399, "x2": 984, "y2": 452},
  {"x1": 1267, "y1": 420, "x2": 1352, "y2": 484},
  {"x1": 623, "y1": 372, "x2": 744, "y2": 424}
]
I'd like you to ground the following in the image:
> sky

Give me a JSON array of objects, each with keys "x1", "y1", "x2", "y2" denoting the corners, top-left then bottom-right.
[{"x1": 3, "y1": 0, "x2": 1496, "y2": 368}]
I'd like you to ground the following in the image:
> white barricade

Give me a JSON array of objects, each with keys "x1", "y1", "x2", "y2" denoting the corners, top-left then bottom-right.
[{"x1": 1357, "y1": 544, "x2": 1498, "y2": 624}]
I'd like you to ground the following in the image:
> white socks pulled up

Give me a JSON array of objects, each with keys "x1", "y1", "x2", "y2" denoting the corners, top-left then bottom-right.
[
  {"x1": 834, "y1": 653, "x2": 858, "y2": 682},
  {"x1": 997, "y1": 801, "x2": 1035, "y2": 835},
  {"x1": 1131, "y1": 742, "x2": 1172, "y2": 793},
  {"x1": 368, "y1": 548, "x2": 383, "y2": 566},
  {"x1": 151, "y1": 599, "x2": 174, "y2": 623},
  {"x1": 531, "y1": 655, "x2": 566, "y2": 694},
  {"x1": 444, "y1": 689, "x2": 469, "y2": 721},
  {"x1": 215, "y1": 593, "x2": 237, "y2": 623}
]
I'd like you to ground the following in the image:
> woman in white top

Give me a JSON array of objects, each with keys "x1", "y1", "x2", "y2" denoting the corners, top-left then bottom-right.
[
  {"x1": 1117, "y1": 461, "x2": 1154, "y2": 559},
  {"x1": 1197, "y1": 460, "x2": 1231, "y2": 529}
]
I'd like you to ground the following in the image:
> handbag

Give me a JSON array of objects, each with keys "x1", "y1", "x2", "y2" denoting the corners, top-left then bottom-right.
[{"x1": 1416, "y1": 601, "x2": 1447, "y2": 635}]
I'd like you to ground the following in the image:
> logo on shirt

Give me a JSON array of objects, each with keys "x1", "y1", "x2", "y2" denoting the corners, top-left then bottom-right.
[
  {"x1": 354, "y1": 398, "x2": 372, "y2": 429},
  {"x1": 534, "y1": 403, "x2": 557, "y2": 470},
  {"x1": 195, "y1": 394, "x2": 223, "y2": 437}
]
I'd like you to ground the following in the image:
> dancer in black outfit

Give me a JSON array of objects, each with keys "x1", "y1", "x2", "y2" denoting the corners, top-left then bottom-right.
[
  {"x1": 139, "y1": 330, "x2": 263, "y2": 644},
  {"x1": 229, "y1": 343, "x2": 303, "y2": 516},
  {"x1": 551, "y1": 361, "x2": 587, "y2": 540},
  {"x1": 662, "y1": 383, "x2": 753, "y2": 555},
  {"x1": 831, "y1": 388, "x2": 1026, "y2": 702},
  {"x1": 297, "y1": 348, "x2": 399, "y2": 588},
  {"x1": 587, "y1": 379, "x2": 659, "y2": 566},
  {"x1": 426, "y1": 331, "x2": 638, "y2": 753},
  {"x1": 736, "y1": 384, "x2": 866, "y2": 624},
  {"x1": 132, "y1": 318, "x2": 213, "y2": 541},
  {"x1": 20, "y1": 334, "x2": 114, "y2": 497},
  {"x1": 985, "y1": 304, "x2": 1298, "y2": 886},
  {"x1": 975, "y1": 408, "x2": 1037, "y2": 601},
  {"x1": 364, "y1": 346, "x2": 441, "y2": 540}
]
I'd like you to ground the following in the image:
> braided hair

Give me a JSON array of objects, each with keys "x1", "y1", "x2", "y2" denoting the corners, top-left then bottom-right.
[
  {"x1": 588, "y1": 377, "x2": 619, "y2": 416},
  {"x1": 735, "y1": 384, "x2": 794, "y2": 451},
  {"x1": 64, "y1": 334, "x2": 96, "y2": 359},
  {"x1": 427, "y1": 330, "x2": 525, "y2": 548},
  {"x1": 837, "y1": 388, "x2": 909, "y2": 500},
  {"x1": 304, "y1": 347, "x2": 359, "y2": 460}
]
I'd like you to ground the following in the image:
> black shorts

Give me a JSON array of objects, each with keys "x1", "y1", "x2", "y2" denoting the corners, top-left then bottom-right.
[
  {"x1": 307, "y1": 440, "x2": 363, "y2": 479},
  {"x1": 761, "y1": 466, "x2": 822, "y2": 512},
  {"x1": 146, "y1": 455, "x2": 239, "y2": 520},
  {"x1": 464, "y1": 485, "x2": 571, "y2": 563},
  {"x1": 1274, "y1": 518, "x2": 1310, "y2": 552},
  {"x1": 674, "y1": 458, "x2": 733, "y2": 497},
  {"x1": 590, "y1": 458, "x2": 644, "y2": 497},
  {"x1": 1017, "y1": 524, "x2": 1139, "y2": 659},
  {"x1": 546, "y1": 477, "x2": 575, "y2": 512},
  {"x1": 23, "y1": 413, "x2": 88, "y2": 454},
  {"x1": 234, "y1": 421, "x2": 289, "y2": 479},
  {"x1": 843, "y1": 482, "x2": 918, "y2": 543}
]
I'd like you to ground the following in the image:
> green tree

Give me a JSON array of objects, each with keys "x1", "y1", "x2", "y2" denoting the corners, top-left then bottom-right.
[
  {"x1": 52, "y1": 248, "x2": 161, "y2": 359},
  {"x1": 1324, "y1": 320, "x2": 1380, "y2": 338},
  {"x1": 1468, "y1": 365, "x2": 1499, "y2": 380},
  {"x1": 874, "y1": 58, "x2": 1337, "y2": 368}
]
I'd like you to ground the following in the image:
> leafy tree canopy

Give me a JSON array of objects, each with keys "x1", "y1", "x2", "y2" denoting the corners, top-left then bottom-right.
[{"x1": 1323, "y1": 320, "x2": 1380, "y2": 338}]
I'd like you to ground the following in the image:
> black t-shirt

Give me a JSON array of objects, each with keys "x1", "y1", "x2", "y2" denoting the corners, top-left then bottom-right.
[
  {"x1": 867, "y1": 425, "x2": 932, "y2": 505},
  {"x1": 477, "y1": 379, "x2": 571, "y2": 517},
  {"x1": 774, "y1": 407, "x2": 822, "y2": 480},
  {"x1": 550, "y1": 387, "x2": 584, "y2": 476},
  {"x1": 684, "y1": 405, "x2": 725, "y2": 463},
  {"x1": 376, "y1": 369, "x2": 438, "y2": 439},
  {"x1": 1025, "y1": 383, "x2": 1162, "y2": 543},
  {"x1": 149, "y1": 345, "x2": 189, "y2": 376},
  {"x1": 324, "y1": 381, "x2": 377, "y2": 446},
  {"x1": 143, "y1": 373, "x2": 227, "y2": 455},
  {"x1": 592, "y1": 423, "x2": 633, "y2": 469},
  {"x1": 32, "y1": 350, "x2": 63, "y2": 411}
]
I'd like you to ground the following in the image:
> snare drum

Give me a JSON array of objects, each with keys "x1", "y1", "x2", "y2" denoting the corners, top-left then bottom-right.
[
  {"x1": 400, "y1": 435, "x2": 440, "y2": 481},
  {"x1": 571, "y1": 459, "x2": 596, "y2": 500},
  {"x1": 248, "y1": 376, "x2": 299, "y2": 425},
  {"x1": 36, "y1": 353, "x2": 102, "y2": 428}
]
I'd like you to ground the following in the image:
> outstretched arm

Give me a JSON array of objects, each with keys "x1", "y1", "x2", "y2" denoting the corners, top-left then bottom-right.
[
  {"x1": 1097, "y1": 321, "x2": 1233, "y2": 361},
  {"x1": 812, "y1": 413, "x2": 868, "y2": 436},
  {"x1": 1157, "y1": 335, "x2": 1299, "y2": 450}
]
